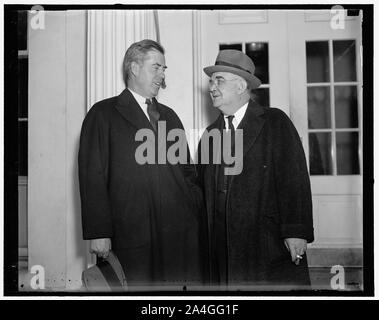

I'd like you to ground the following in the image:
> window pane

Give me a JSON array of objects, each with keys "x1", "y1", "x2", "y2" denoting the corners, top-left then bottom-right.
[
  {"x1": 18, "y1": 10, "x2": 27, "y2": 51},
  {"x1": 307, "y1": 87, "x2": 331, "y2": 129},
  {"x1": 245, "y1": 42, "x2": 269, "y2": 84},
  {"x1": 219, "y1": 43, "x2": 242, "y2": 51},
  {"x1": 333, "y1": 40, "x2": 356, "y2": 82},
  {"x1": 336, "y1": 132, "x2": 359, "y2": 175},
  {"x1": 309, "y1": 132, "x2": 332, "y2": 175},
  {"x1": 306, "y1": 41, "x2": 330, "y2": 83},
  {"x1": 18, "y1": 58, "x2": 28, "y2": 118},
  {"x1": 18, "y1": 122, "x2": 28, "y2": 176},
  {"x1": 251, "y1": 88, "x2": 269, "y2": 106},
  {"x1": 335, "y1": 86, "x2": 358, "y2": 128}
]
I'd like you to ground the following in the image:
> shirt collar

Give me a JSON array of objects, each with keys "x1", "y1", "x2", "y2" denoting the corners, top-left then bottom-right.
[
  {"x1": 128, "y1": 88, "x2": 153, "y2": 121},
  {"x1": 128, "y1": 88, "x2": 150, "y2": 108},
  {"x1": 223, "y1": 102, "x2": 249, "y2": 129}
]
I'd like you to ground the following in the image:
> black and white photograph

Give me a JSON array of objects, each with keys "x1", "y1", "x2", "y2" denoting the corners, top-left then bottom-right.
[{"x1": 3, "y1": 2, "x2": 374, "y2": 300}]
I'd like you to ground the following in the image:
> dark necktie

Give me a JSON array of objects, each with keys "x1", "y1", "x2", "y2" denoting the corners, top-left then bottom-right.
[
  {"x1": 226, "y1": 115, "x2": 235, "y2": 157},
  {"x1": 145, "y1": 98, "x2": 160, "y2": 131},
  {"x1": 216, "y1": 115, "x2": 236, "y2": 194}
]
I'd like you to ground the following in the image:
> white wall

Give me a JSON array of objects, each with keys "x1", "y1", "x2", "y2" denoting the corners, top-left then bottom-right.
[
  {"x1": 28, "y1": 11, "x2": 87, "y2": 290},
  {"x1": 158, "y1": 10, "x2": 198, "y2": 154}
]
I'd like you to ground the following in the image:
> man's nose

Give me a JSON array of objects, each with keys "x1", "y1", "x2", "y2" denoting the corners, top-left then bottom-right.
[
  {"x1": 157, "y1": 72, "x2": 165, "y2": 82},
  {"x1": 209, "y1": 80, "x2": 217, "y2": 91},
  {"x1": 209, "y1": 85, "x2": 217, "y2": 93},
  {"x1": 157, "y1": 70, "x2": 166, "y2": 88},
  {"x1": 158, "y1": 67, "x2": 166, "y2": 78}
]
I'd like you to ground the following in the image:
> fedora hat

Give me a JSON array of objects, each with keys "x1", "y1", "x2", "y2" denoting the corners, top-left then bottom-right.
[
  {"x1": 204, "y1": 49, "x2": 261, "y2": 89},
  {"x1": 82, "y1": 251, "x2": 128, "y2": 292}
]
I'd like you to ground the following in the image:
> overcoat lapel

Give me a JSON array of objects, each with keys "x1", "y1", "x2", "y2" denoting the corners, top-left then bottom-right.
[
  {"x1": 228, "y1": 100, "x2": 266, "y2": 186},
  {"x1": 115, "y1": 88, "x2": 153, "y2": 130},
  {"x1": 238, "y1": 100, "x2": 267, "y2": 158}
]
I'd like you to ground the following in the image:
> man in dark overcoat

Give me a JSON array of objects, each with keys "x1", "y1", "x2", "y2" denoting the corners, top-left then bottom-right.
[
  {"x1": 78, "y1": 39, "x2": 206, "y2": 289},
  {"x1": 198, "y1": 50, "x2": 314, "y2": 290}
]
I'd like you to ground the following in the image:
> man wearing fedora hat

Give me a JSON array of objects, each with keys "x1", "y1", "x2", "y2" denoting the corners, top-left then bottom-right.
[{"x1": 197, "y1": 50, "x2": 314, "y2": 289}]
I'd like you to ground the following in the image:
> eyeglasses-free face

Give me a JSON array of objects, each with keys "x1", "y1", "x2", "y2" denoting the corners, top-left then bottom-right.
[{"x1": 134, "y1": 49, "x2": 167, "y2": 98}]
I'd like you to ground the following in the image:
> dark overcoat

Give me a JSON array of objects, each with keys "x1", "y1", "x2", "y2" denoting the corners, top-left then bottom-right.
[
  {"x1": 198, "y1": 100, "x2": 314, "y2": 290},
  {"x1": 78, "y1": 89, "x2": 207, "y2": 288}
]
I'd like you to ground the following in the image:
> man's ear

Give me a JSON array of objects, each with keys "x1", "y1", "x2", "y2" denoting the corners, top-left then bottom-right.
[
  {"x1": 130, "y1": 61, "x2": 140, "y2": 77},
  {"x1": 238, "y1": 79, "x2": 248, "y2": 94}
]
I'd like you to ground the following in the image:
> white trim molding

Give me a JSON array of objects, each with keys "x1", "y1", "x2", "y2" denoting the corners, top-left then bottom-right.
[
  {"x1": 218, "y1": 10, "x2": 268, "y2": 25},
  {"x1": 191, "y1": 10, "x2": 204, "y2": 155}
]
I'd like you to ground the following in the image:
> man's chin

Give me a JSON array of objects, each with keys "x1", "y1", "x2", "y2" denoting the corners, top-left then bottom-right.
[{"x1": 151, "y1": 89, "x2": 159, "y2": 97}]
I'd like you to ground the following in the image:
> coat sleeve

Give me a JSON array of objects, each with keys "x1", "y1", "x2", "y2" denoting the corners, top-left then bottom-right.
[
  {"x1": 78, "y1": 105, "x2": 113, "y2": 240},
  {"x1": 272, "y1": 109, "x2": 314, "y2": 243},
  {"x1": 169, "y1": 110, "x2": 205, "y2": 212}
]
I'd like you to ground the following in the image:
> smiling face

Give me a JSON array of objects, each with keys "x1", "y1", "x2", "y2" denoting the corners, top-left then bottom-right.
[
  {"x1": 132, "y1": 49, "x2": 167, "y2": 98},
  {"x1": 208, "y1": 72, "x2": 244, "y2": 115}
]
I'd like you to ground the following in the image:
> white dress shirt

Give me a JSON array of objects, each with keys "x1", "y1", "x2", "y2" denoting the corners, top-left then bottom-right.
[
  {"x1": 223, "y1": 102, "x2": 249, "y2": 131},
  {"x1": 128, "y1": 88, "x2": 151, "y2": 120}
]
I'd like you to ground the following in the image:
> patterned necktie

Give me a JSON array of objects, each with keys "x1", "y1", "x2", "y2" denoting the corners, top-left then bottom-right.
[{"x1": 145, "y1": 98, "x2": 160, "y2": 131}]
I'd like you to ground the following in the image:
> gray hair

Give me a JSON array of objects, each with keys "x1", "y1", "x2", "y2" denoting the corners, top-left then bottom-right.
[{"x1": 122, "y1": 39, "x2": 165, "y2": 85}]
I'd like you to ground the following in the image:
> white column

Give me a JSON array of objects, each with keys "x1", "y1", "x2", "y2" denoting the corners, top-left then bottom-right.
[{"x1": 87, "y1": 10, "x2": 156, "y2": 109}]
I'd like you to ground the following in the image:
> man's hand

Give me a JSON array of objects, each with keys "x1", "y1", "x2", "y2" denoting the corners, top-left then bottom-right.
[
  {"x1": 90, "y1": 238, "x2": 111, "y2": 259},
  {"x1": 284, "y1": 238, "x2": 307, "y2": 265}
]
